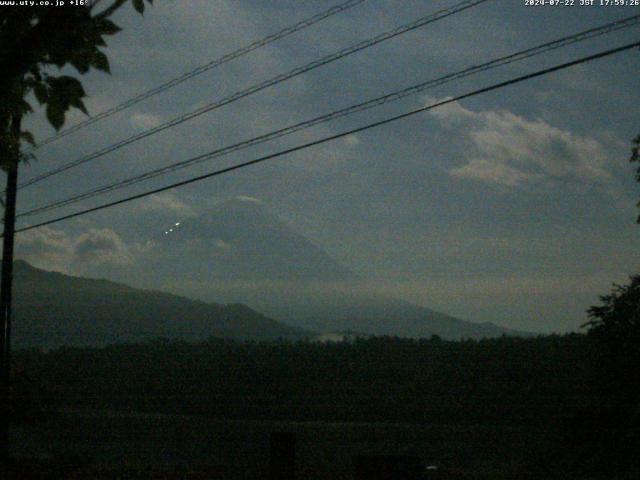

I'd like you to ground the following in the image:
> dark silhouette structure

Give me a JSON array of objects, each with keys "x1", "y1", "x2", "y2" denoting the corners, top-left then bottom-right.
[
  {"x1": 0, "y1": 0, "x2": 153, "y2": 464},
  {"x1": 354, "y1": 455, "x2": 425, "y2": 480},
  {"x1": 269, "y1": 432, "x2": 296, "y2": 480}
]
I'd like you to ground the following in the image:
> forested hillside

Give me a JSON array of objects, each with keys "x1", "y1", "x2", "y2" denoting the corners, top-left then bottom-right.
[{"x1": 16, "y1": 334, "x2": 589, "y2": 424}]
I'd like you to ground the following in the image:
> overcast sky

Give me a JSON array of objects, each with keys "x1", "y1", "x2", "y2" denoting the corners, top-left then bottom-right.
[{"x1": 12, "y1": 0, "x2": 640, "y2": 333}]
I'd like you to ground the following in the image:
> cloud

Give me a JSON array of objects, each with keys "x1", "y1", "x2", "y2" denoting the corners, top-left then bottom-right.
[
  {"x1": 343, "y1": 134, "x2": 361, "y2": 147},
  {"x1": 75, "y1": 228, "x2": 134, "y2": 266},
  {"x1": 14, "y1": 227, "x2": 75, "y2": 273},
  {"x1": 215, "y1": 239, "x2": 231, "y2": 249},
  {"x1": 235, "y1": 195, "x2": 261, "y2": 203},
  {"x1": 130, "y1": 113, "x2": 162, "y2": 130},
  {"x1": 451, "y1": 159, "x2": 543, "y2": 187},
  {"x1": 137, "y1": 193, "x2": 197, "y2": 217},
  {"x1": 15, "y1": 227, "x2": 140, "y2": 274},
  {"x1": 426, "y1": 97, "x2": 613, "y2": 188}
]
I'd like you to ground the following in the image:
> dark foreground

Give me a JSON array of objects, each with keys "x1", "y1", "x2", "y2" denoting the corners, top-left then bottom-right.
[
  {"x1": 7, "y1": 334, "x2": 640, "y2": 478},
  {"x1": 10, "y1": 408, "x2": 550, "y2": 479}
]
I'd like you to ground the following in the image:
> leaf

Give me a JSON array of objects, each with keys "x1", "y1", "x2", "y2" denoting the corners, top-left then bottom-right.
[
  {"x1": 20, "y1": 131, "x2": 36, "y2": 147},
  {"x1": 55, "y1": 75, "x2": 85, "y2": 97},
  {"x1": 95, "y1": 17, "x2": 122, "y2": 36},
  {"x1": 69, "y1": 50, "x2": 91, "y2": 74},
  {"x1": 46, "y1": 101, "x2": 65, "y2": 131},
  {"x1": 69, "y1": 96, "x2": 88, "y2": 116},
  {"x1": 132, "y1": 0, "x2": 144, "y2": 14},
  {"x1": 19, "y1": 99, "x2": 33, "y2": 115},
  {"x1": 33, "y1": 82, "x2": 48, "y2": 105},
  {"x1": 45, "y1": 76, "x2": 87, "y2": 128},
  {"x1": 19, "y1": 151, "x2": 36, "y2": 166},
  {"x1": 49, "y1": 76, "x2": 86, "y2": 102},
  {"x1": 91, "y1": 50, "x2": 110, "y2": 74},
  {"x1": 95, "y1": 0, "x2": 128, "y2": 19}
]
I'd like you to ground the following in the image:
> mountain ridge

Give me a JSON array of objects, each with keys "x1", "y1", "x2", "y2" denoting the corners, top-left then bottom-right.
[
  {"x1": 141, "y1": 198, "x2": 536, "y2": 339},
  {"x1": 12, "y1": 259, "x2": 309, "y2": 348},
  {"x1": 11, "y1": 198, "x2": 537, "y2": 343}
]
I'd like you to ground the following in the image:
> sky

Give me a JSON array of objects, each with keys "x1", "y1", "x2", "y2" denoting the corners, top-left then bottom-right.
[{"x1": 10, "y1": 0, "x2": 640, "y2": 333}]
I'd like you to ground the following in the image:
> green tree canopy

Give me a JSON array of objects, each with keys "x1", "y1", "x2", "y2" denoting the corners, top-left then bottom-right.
[
  {"x1": 585, "y1": 275, "x2": 640, "y2": 335},
  {"x1": 0, "y1": 0, "x2": 153, "y2": 462},
  {"x1": 0, "y1": 0, "x2": 153, "y2": 169}
]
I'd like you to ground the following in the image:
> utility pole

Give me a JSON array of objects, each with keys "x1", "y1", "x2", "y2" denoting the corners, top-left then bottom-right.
[{"x1": 0, "y1": 114, "x2": 21, "y2": 464}]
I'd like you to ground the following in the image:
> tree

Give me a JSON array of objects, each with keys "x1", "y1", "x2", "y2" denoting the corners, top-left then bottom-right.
[
  {"x1": 585, "y1": 276, "x2": 640, "y2": 332},
  {"x1": 583, "y1": 133, "x2": 640, "y2": 392},
  {"x1": 577, "y1": 276, "x2": 640, "y2": 478},
  {"x1": 0, "y1": 0, "x2": 153, "y2": 464},
  {"x1": 631, "y1": 134, "x2": 640, "y2": 223},
  {"x1": 584, "y1": 275, "x2": 640, "y2": 397},
  {"x1": 571, "y1": 135, "x2": 640, "y2": 478},
  {"x1": 582, "y1": 131, "x2": 640, "y2": 396}
]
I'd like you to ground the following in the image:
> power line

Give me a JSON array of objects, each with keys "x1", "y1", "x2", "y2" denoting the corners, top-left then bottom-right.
[
  {"x1": 16, "y1": 0, "x2": 491, "y2": 191},
  {"x1": 11, "y1": 40, "x2": 640, "y2": 236},
  {"x1": 16, "y1": 14, "x2": 640, "y2": 219},
  {"x1": 30, "y1": 0, "x2": 368, "y2": 150}
]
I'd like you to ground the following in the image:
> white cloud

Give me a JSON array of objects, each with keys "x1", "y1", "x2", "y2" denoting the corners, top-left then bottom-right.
[
  {"x1": 130, "y1": 113, "x2": 162, "y2": 130},
  {"x1": 215, "y1": 239, "x2": 231, "y2": 249},
  {"x1": 14, "y1": 227, "x2": 75, "y2": 273},
  {"x1": 235, "y1": 195, "x2": 261, "y2": 203},
  {"x1": 425, "y1": 97, "x2": 613, "y2": 188},
  {"x1": 15, "y1": 227, "x2": 141, "y2": 274},
  {"x1": 75, "y1": 228, "x2": 134, "y2": 267},
  {"x1": 343, "y1": 134, "x2": 361, "y2": 147},
  {"x1": 451, "y1": 159, "x2": 543, "y2": 187},
  {"x1": 137, "y1": 193, "x2": 196, "y2": 217}
]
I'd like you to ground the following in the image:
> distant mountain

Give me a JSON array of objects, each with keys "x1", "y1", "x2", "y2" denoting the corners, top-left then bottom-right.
[
  {"x1": 145, "y1": 198, "x2": 534, "y2": 340},
  {"x1": 12, "y1": 260, "x2": 308, "y2": 348},
  {"x1": 148, "y1": 197, "x2": 356, "y2": 283},
  {"x1": 257, "y1": 290, "x2": 533, "y2": 339},
  {"x1": 220, "y1": 284, "x2": 535, "y2": 339}
]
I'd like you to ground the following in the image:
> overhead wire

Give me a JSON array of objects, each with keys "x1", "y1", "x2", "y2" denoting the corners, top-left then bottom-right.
[
  {"x1": 16, "y1": 0, "x2": 491, "y2": 191},
  {"x1": 30, "y1": 0, "x2": 368, "y2": 150},
  {"x1": 11, "y1": 40, "x2": 640, "y2": 236},
  {"x1": 16, "y1": 14, "x2": 640, "y2": 220}
]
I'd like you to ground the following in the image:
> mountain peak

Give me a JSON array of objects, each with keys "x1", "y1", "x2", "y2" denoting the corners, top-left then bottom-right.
[
  {"x1": 151, "y1": 199, "x2": 357, "y2": 284},
  {"x1": 215, "y1": 196, "x2": 269, "y2": 213}
]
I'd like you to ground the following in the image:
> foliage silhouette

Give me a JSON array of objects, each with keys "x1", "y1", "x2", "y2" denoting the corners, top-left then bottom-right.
[
  {"x1": 541, "y1": 135, "x2": 640, "y2": 479},
  {"x1": 0, "y1": 0, "x2": 154, "y2": 167},
  {"x1": 0, "y1": 0, "x2": 153, "y2": 463},
  {"x1": 631, "y1": 133, "x2": 640, "y2": 222}
]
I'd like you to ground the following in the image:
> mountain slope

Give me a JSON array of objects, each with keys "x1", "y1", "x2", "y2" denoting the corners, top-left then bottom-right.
[
  {"x1": 273, "y1": 293, "x2": 531, "y2": 339},
  {"x1": 144, "y1": 198, "x2": 534, "y2": 340},
  {"x1": 12, "y1": 260, "x2": 308, "y2": 348},
  {"x1": 149, "y1": 198, "x2": 356, "y2": 283},
  {"x1": 217, "y1": 282, "x2": 534, "y2": 339}
]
